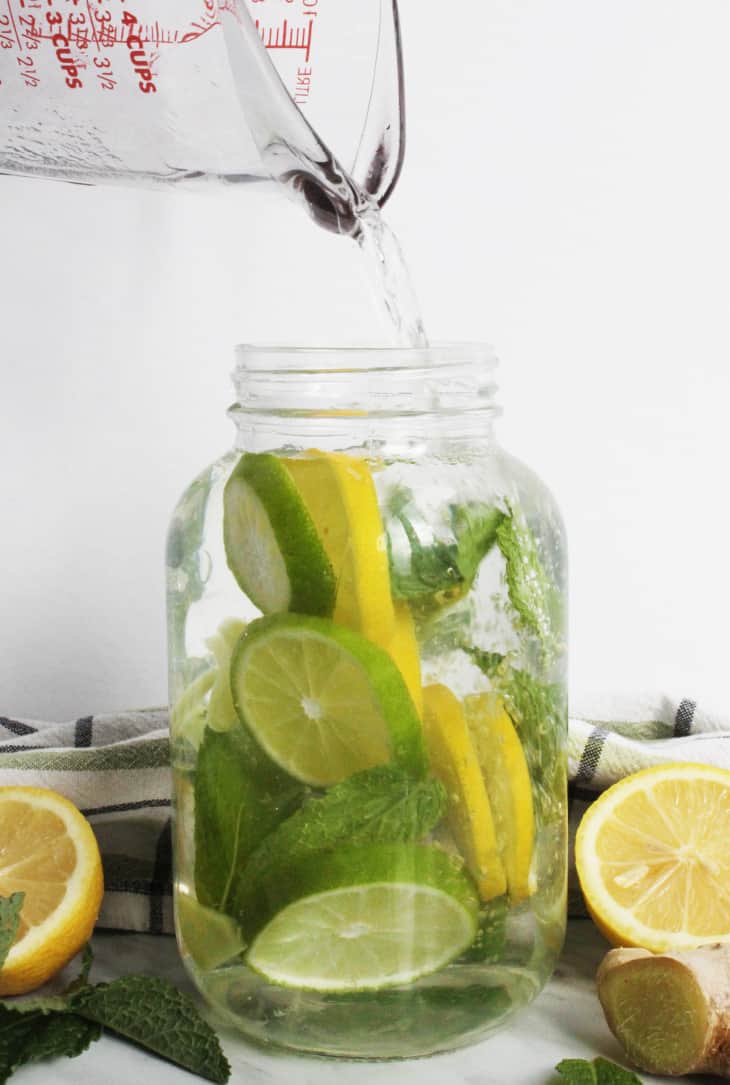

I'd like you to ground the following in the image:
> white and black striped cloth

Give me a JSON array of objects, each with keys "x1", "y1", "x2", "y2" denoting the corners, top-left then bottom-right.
[
  {"x1": 0, "y1": 711, "x2": 172, "y2": 934},
  {"x1": 2, "y1": 694, "x2": 727, "y2": 932}
]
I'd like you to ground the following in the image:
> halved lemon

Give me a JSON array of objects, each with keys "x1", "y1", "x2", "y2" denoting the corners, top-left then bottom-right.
[
  {"x1": 422, "y1": 684, "x2": 506, "y2": 901},
  {"x1": 0, "y1": 786, "x2": 104, "y2": 995},
  {"x1": 575, "y1": 763, "x2": 730, "y2": 952}
]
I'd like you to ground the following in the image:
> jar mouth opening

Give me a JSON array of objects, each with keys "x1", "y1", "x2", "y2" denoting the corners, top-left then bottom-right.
[{"x1": 234, "y1": 341, "x2": 498, "y2": 375}]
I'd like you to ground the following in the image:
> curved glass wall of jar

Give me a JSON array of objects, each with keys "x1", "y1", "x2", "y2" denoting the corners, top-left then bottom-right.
[{"x1": 166, "y1": 345, "x2": 568, "y2": 1059}]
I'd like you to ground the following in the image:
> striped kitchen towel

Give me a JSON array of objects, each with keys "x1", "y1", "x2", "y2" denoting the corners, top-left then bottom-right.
[
  {"x1": 0, "y1": 711, "x2": 173, "y2": 935},
  {"x1": 2, "y1": 693, "x2": 728, "y2": 932}
]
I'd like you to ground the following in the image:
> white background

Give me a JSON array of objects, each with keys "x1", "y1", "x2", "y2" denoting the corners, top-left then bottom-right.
[{"x1": 2, "y1": 0, "x2": 730, "y2": 720}]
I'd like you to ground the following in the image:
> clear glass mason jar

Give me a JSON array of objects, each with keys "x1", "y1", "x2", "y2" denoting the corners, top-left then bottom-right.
[{"x1": 167, "y1": 344, "x2": 568, "y2": 1059}]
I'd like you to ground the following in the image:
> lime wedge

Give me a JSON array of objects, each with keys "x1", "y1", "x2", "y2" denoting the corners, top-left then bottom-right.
[
  {"x1": 223, "y1": 452, "x2": 335, "y2": 616},
  {"x1": 230, "y1": 614, "x2": 428, "y2": 786},
  {"x1": 246, "y1": 844, "x2": 478, "y2": 991},
  {"x1": 176, "y1": 892, "x2": 246, "y2": 972}
]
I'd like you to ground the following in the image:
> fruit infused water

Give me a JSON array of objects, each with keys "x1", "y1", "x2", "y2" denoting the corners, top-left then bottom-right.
[{"x1": 167, "y1": 344, "x2": 567, "y2": 1059}]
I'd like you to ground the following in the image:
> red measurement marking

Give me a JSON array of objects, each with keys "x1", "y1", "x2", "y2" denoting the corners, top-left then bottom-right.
[
  {"x1": 85, "y1": 0, "x2": 101, "y2": 50},
  {"x1": 255, "y1": 16, "x2": 312, "y2": 63},
  {"x1": 5, "y1": 0, "x2": 23, "y2": 48}
]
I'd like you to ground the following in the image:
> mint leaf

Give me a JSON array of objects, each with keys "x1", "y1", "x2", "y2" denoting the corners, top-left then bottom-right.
[
  {"x1": 194, "y1": 726, "x2": 305, "y2": 912},
  {"x1": 232, "y1": 765, "x2": 446, "y2": 932},
  {"x1": 496, "y1": 505, "x2": 557, "y2": 649},
  {"x1": 556, "y1": 1058, "x2": 644, "y2": 1084},
  {"x1": 386, "y1": 487, "x2": 502, "y2": 603},
  {"x1": 72, "y1": 976, "x2": 230, "y2": 1084},
  {"x1": 451, "y1": 504, "x2": 504, "y2": 583},
  {"x1": 0, "y1": 895, "x2": 23, "y2": 973},
  {"x1": 0, "y1": 1005, "x2": 100, "y2": 1085},
  {"x1": 0, "y1": 943, "x2": 230, "y2": 1084}
]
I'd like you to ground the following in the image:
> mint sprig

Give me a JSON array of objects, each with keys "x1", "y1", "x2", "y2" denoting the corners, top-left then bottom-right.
[
  {"x1": 0, "y1": 894, "x2": 23, "y2": 974},
  {"x1": 72, "y1": 976, "x2": 230, "y2": 1084},
  {"x1": 0, "y1": 1005, "x2": 101, "y2": 1085},
  {"x1": 385, "y1": 486, "x2": 503, "y2": 603},
  {"x1": 556, "y1": 1057, "x2": 644, "y2": 1083},
  {"x1": 0, "y1": 895, "x2": 230, "y2": 1083}
]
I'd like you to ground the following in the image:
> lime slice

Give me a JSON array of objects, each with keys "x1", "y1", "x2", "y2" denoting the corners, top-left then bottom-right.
[
  {"x1": 246, "y1": 844, "x2": 478, "y2": 991},
  {"x1": 423, "y1": 684, "x2": 506, "y2": 901},
  {"x1": 464, "y1": 692, "x2": 535, "y2": 902},
  {"x1": 176, "y1": 893, "x2": 246, "y2": 972},
  {"x1": 223, "y1": 452, "x2": 335, "y2": 616},
  {"x1": 231, "y1": 614, "x2": 428, "y2": 787}
]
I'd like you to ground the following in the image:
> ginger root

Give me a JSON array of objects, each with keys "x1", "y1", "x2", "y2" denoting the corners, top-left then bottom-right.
[{"x1": 597, "y1": 944, "x2": 730, "y2": 1078}]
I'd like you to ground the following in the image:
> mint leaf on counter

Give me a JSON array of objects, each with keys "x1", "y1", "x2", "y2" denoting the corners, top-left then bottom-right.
[
  {"x1": 556, "y1": 1057, "x2": 644, "y2": 1084},
  {"x1": 0, "y1": 940, "x2": 230, "y2": 1084},
  {"x1": 0, "y1": 1005, "x2": 100, "y2": 1085},
  {"x1": 232, "y1": 765, "x2": 446, "y2": 930},
  {"x1": 72, "y1": 976, "x2": 230, "y2": 1084},
  {"x1": 0, "y1": 895, "x2": 24, "y2": 973}
]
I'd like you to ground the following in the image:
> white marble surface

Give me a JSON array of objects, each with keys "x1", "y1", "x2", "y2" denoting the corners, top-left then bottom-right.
[{"x1": 9, "y1": 921, "x2": 709, "y2": 1085}]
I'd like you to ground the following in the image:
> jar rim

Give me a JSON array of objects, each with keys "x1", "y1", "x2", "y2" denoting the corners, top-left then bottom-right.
[{"x1": 234, "y1": 341, "x2": 498, "y2": 374}]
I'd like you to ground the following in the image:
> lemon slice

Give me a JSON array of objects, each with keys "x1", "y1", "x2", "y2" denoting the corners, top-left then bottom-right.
[
  {"x1": 284, "y1": 451, "x2": 423, "y2": 715},
  {"x1": 387, "y1": 601, "x2": 423, "y2": 716},
  {"x1": 422, "y1": 685, "x2": 506, "y2": 901},
  {"x1": 575, "y1": 763, "x2": 730, "y2": 952},
  {"x1": 283, "y1": 451, "x2": 395, "y2": 647},
  {"x1": 0, "y1": 787, "x2": 104, "y2": 996},
  {"x1": 464, "y1": 693, "x2": 535, "y2": 902}
]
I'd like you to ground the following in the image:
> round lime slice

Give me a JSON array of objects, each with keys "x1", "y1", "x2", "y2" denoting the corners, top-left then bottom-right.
[
  {"x1": 230, "y1": 614, "x2": 428, "y2": 786},
  {"x1": 223, "y1": 453, "x2": 335, "y2": 616},
  {"x1": 246, "y1": 844, "x2": 478, "y2": 991}
]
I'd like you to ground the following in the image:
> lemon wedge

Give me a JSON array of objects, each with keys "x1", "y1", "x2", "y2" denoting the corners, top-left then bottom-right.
[
  {"x1": 464, "y1": 692, "x2": 535, "y2": 902},
  {"x1": 423, "y1": 684, "x2": 506, "y2": 901},
  {"x1": 575, "y1": 763, "x2": 730, "y2": 952},
  {"x1": 0, "y1": 786, "x2": 104, "y2": 995}
]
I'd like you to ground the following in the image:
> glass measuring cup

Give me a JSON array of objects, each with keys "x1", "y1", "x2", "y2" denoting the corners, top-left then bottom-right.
[{"x1": 0, "y1": 0, "x2": 404, "y2": 229}]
